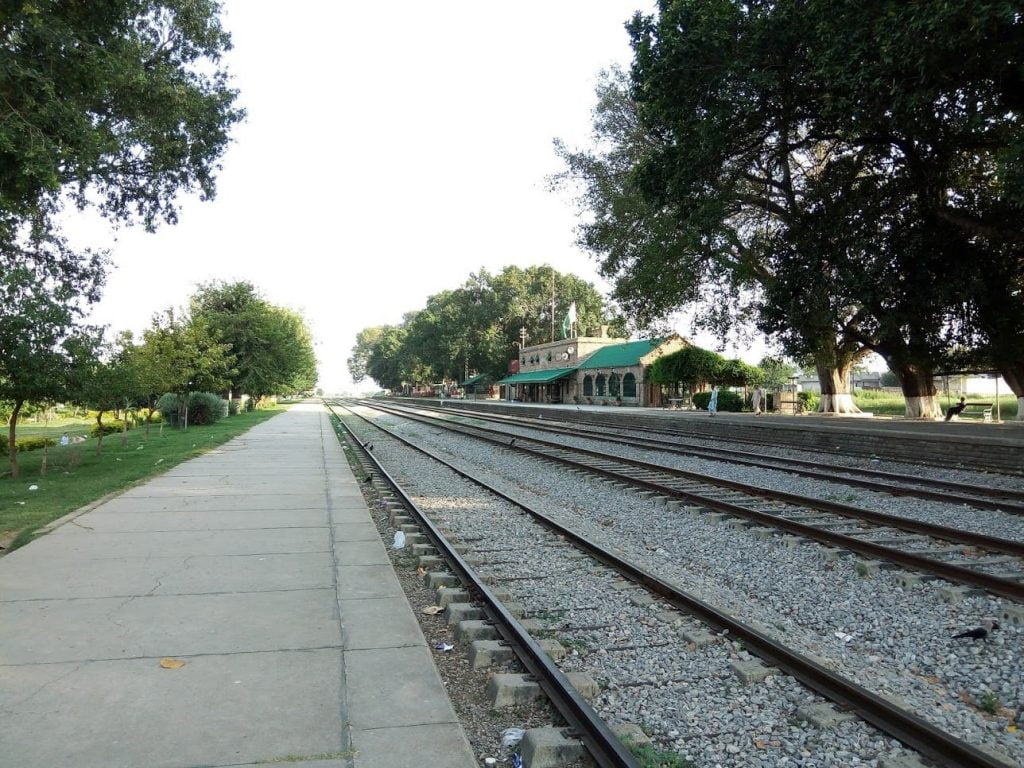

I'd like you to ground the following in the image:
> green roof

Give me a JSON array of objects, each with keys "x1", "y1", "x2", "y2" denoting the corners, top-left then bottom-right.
[
  {"x1": 497, "y1": 366, "x2": 577, "y2": 385},
  {"x1": 576, "y1": 339, "x2": 663, "y2": 370},
  {"x1": 461, "y1": 373, "x2": 487, "y2": 386}
]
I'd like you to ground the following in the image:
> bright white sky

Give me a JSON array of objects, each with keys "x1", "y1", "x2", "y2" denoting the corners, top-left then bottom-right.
[{"x1": 74, "y1": 0, "x2": 772, "y2": 393}]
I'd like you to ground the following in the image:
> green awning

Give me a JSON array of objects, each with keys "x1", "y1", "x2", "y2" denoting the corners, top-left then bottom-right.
[
  {"x1": 461, "y1": 373, "x2": 487, "y2": 386},
  {"x1": 497, "y1": 366, "x2": 577, "y2": 385}
]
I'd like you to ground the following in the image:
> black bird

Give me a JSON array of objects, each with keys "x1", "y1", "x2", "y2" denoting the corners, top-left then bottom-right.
[
  {"x1": 952, "y1": 619, "x2": 999, "y2": 640},
  {"x1": 363, "y1": 474, "x2": 374, "y2": 484},
  {"x1": 509, "y1": 438, "x2": 516, "y2": 447},
  {"x1": 366, "y1": 443, "x2": 374, "y2": 451}
]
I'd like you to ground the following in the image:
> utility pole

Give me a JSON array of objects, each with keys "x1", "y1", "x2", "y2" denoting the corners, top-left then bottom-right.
[{"x1": 549, "y1": 269, "x2": 556, "y2": 342}]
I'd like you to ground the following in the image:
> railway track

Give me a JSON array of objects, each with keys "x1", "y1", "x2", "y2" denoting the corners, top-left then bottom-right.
[
  {"x1": 326, "y1": 400, "x2": 1018, "y2": 768},
  {"x1": 401, "y1": 401, "x2": 1024, "y2": 512},
  {"x1": 417, "y1": 397, "x2": 1024, "y2": 476},
  {"x1": 357, "y1": 399, "x2": 1024, "y2": 605}
]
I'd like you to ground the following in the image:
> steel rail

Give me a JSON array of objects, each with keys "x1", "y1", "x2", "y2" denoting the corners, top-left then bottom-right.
[
  {"x1": 360, "y1": 400, "x2": 1024, "y2": 602},
  {"x1": 326, "y1": 406, "x2": 641, "y2": 768},
  {"x1": 331, "y1": 401, "x2": 1015, "y2": 768},
  {"x1": 399, "y1": 397, "x2": 1024, "y2": 477},
  {"x1": 391, "y1": 401, "x2": 1024, "y2": 510}
]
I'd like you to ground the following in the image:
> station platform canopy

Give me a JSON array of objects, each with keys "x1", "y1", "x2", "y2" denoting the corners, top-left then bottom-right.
[
  {"x1": 461, "y1": 373, "x2": 487, "y2": 387},
  {"x1": 497, "y1": 367, "x2": 577, "y2": 385}
]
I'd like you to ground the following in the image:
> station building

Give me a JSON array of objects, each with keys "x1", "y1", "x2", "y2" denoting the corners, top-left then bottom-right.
[{"x1": 497, "y1": 332, "x2": 687, "y2": 407}]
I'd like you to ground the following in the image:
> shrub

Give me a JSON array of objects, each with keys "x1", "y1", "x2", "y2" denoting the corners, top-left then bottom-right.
[
  {"x1": 692, "y1": 390, "x2": 743, "y2": 411},
  {"x1": 0, "y1": 436, "x2": 57, "y2": 455},
  {"x1": 156, "y1": 393, "x2": 179, "y2": 423},
  {"x1": 228, "y1": 398, "x2": 241, "y2": 415},
  {"x1": 186, "y1": 392, "x2": 228, "y2": 425},
  {"x1": 798, "y1": 391, "x2": 820, "y2": 413},
  {"x1": 90, "y1": 419, "x2": 125, "y2": 437}
]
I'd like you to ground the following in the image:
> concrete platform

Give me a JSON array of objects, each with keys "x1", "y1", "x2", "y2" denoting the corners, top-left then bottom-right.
[{"x1": 0, "y1": 404, "x2": 476, "y2": 768}]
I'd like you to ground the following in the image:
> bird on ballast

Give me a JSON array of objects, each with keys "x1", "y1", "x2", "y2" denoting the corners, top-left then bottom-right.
[
  {"x1": 363, "y1": 474, "x2": 374, "y2": 484},
  {"x1": 509, "y1": 438, "x2": 516, "y2": 447},
  {"x1": 952, "y1": 619, "x2": 1000, "y2": 640}
]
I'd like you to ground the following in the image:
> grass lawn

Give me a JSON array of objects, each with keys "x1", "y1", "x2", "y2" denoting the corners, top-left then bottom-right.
[
  {"x1": 0, "y1": 406, "x2": 286, "y2": 552},
  {"x1": 853, "y1": 390, "x2": 1019, "y2": 419}
]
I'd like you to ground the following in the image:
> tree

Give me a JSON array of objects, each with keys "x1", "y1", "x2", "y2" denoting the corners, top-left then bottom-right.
[
  {"x1": 0, "y1": 227, "x2": 106, "y2": 476},
  {"x1": 555, "y1": 55, "x2": 871, "y2": 413},
  {"x1": 801, "y1": 0, "x2": 1024, "y2": 418},
  {"x1": 619, "y1": 0, "x2": 1022, "y2": 418},
  {"x1": 348, "y1": 327, "x2": 385, "y2": 384},
  {"x1": 0, "y1": 1, "x2": 243, "y2": 232},
  {"x1": 190, "y1": 282, "x2": 317, "y2": 403},
  {"x1": 757, "y1": 357, "x2": 796, "y2": 392},
  {"x1": 349, "y1": 266, "x2": 624, "y2": 391},
  {"x1": 648, "y1": 346, "x2": 724, "y2": 396},
  {"x1": 71, "y1": 345, "x2": 139, "y2": 456},
  {"x1": 139, "y1": 309, "x2": 234, "y2": 425}
]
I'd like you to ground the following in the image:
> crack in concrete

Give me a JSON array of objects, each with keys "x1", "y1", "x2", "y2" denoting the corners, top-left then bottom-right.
[{"x1": 0, "y1": 661, "x2": 84, "y2": 715}]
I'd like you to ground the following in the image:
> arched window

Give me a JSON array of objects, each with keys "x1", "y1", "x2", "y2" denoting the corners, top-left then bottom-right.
[
  {"x1": 623, "y1": 372, "x2": 637, "y2": 398},
  {"x1": 609, "y1": 373, "x2": 620, "y2": 397},
  {"x1": 583, "y1": 375, "x2": 593, "y2": 396},
  {"x1": 595, "y1": 374, "x2": 606, "y2": 396}
]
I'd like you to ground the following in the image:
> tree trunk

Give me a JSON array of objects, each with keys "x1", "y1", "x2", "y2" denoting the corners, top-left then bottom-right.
[
  {"x1": 95, "y1": 412, "x2": 104, "y2": 455},
  {"x1": 997, "y1": 364, "x2": 1024, "y2": 421},
  {"x1": 894, "y1": 365, "x2": 941, "y2": 418},
  {"x1": 8, "y1": 399, "x2": 23, "y2": 478},
  {"x1": 815, "y1": 362, "x2": 862, "y2": 414}
]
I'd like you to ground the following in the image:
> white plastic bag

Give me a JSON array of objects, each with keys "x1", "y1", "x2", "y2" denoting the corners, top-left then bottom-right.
[
  {"x1": 392, "y1": 530, "x2": 406, "y2": 549},
  {"x1": 501, "y1": 727, "x2": 525, "y2": 749}
]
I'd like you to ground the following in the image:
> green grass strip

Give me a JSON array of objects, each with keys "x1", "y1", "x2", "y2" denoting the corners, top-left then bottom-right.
[{"x1": 0, "y1": 407, "x2": 287, "y2": 552}]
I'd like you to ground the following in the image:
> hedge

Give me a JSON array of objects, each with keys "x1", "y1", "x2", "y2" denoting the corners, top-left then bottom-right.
[
  {"x1": 692, "y1": 390, "x2": 744, "y2": 412},
  {"x1": 0, "y1": 436, "x2": 57, "y2": 455}
]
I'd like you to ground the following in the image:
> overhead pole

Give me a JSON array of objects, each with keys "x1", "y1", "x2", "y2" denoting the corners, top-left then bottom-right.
[{"x1": 550, "y1": 268, "x2": 556, "y2": 343}]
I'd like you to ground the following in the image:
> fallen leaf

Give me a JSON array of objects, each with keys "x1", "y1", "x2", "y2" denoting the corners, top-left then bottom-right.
[
  {"x1": 753, "y1": 739, "x2": 767, "y2": 749},
  {"x1": 159, "y1": 658, "x2": 186, "y2": 669},
  {"x1": 421, "y1": 605, "x2": 443, "y2": 615},
  {"x1": 1008, "y1": 724, "x2": 1017, "y2": 733}
]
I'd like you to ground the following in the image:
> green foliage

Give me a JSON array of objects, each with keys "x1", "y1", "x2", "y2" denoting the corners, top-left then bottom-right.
[
  {"x1": 140, "y1": 308, "x2": 235, "y2": 397},
  {"x1": 190, "y1": 281, "x2": 317, "y2": 400},
  {"x1": 156, "y1": 393, "x2": 180, "y2": 423},
  {"x1": 648, "y1": 346, "x2": 724, "y2": 391},
  {"x1": 0, "y1": 436, "x2": 56, "y2": 456},
  {"x1": 616, "y1": 0, "x2": 1024, "y2": 408},
  {"x1": 186, "y1": 392, "x2": 228, "y2": 425},
  {"x1": 90, "y1": 420, "x2": 126, "y2": 438},
  {"x1": 693, "y1": 390, "x2": 743, "y2": 412},
  {"x1": 797, "y1": 391, "x2": 820, "y2": 413},
  {"x1": 623, "y1": 737, "x2": 694, "y2": 768},
  {"x1": 879, "y1": 370, "x2": 900, "y2": 388},
  {"x1": 0, "y1": 1, "x2": 243, "y2": 226},
  {"x1": 351, "y1": 265, "x2": 620, "y2": 390},
  {"x1": 718, "y1": 358, "x2": 760, "y2": 387},
  {"x1": 979, "y1": 691, "x2": 1001, "y2": 715},
  {"x1": 758, "y1": 357, "x2": 796, "y2": 391}
]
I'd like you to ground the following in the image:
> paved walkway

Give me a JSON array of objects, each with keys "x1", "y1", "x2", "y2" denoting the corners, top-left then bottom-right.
[{"x1": 0, "y1": 404, "x2": 476, "y2": 768}]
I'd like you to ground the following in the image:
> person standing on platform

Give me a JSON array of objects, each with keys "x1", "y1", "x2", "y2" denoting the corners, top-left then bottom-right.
[
  {"x1": 751, "y1": 386, "x2": 765, "y2": 416},
  {"x1": 708, "y1": 386, "x2": 719, "y2": 416}
]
